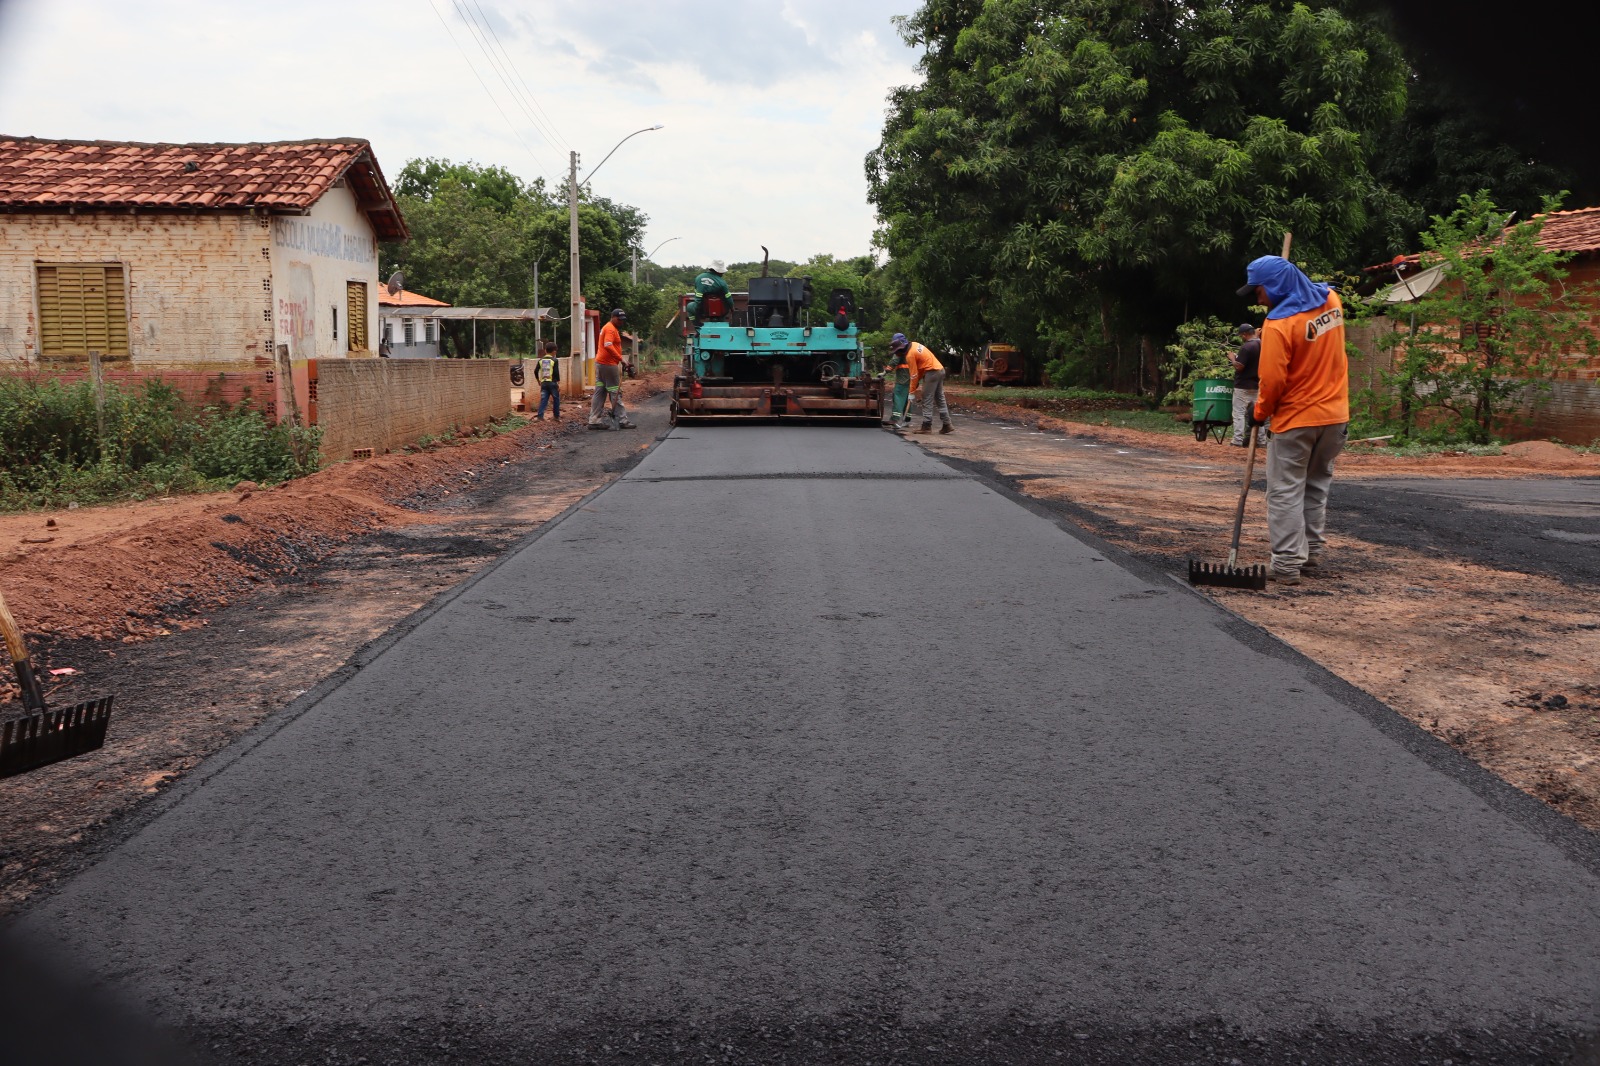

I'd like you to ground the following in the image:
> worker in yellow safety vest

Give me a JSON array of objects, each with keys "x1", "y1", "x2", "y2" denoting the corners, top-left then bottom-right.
[{"x1": 534, "y1": 340, "x2": 561, "y2": 420}]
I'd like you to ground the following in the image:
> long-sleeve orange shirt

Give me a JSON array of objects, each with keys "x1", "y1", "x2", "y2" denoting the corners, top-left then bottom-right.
[
  {"x1": 905, "y1": 341, "x2": 943, "y2": 393},
  {"x1": 1254, "y1": 292, "x2": 1349, "y2": 432},
  {"x1": 597, "y1": 321, "x2": 626, "y2": 366}
]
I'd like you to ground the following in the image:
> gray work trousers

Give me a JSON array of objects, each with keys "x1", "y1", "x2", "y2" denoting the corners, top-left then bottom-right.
[
  {"x1": 588, "y1": 363, "x2": 628, "y2": 425},
  {"x1": 919, "y1": 369, "x2": 950, "y2": 426},
  {"x1": 1265, "y1": 422, "x2": 1347, "y2": 575},
  {"x1": 1230, "y1": 387, "x2": 1267, "y2": 446}
]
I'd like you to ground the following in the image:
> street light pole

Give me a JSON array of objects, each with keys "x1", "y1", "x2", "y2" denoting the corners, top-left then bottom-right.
[
  {"x1": 567, "y1": 126, "x2": 663, "y2": 399},
  {"x1": 567, "y1": 150, "x2": 583, "y2": 399}
]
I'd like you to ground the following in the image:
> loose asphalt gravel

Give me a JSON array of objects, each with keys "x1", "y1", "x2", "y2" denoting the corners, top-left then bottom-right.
[{"x1": 6, "y1": 420, "x2": 1599, "y2": 1065}]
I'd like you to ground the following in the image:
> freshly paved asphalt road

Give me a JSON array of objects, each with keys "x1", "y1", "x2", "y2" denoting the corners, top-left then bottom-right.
[
  {"x1": 10, "y1": 424, "x2": 1600, "y2": 1064},
  {"x1": 1336, "y1": 476, "x2": 1600, "y2": 586}
]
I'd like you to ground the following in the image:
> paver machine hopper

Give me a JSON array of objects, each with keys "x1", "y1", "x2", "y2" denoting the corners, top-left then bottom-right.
[{"x1": 670, "y1": 272, "x2": 882, "y2": 426}]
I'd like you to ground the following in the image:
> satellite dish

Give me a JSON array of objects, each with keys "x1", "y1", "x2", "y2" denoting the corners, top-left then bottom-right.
[
  {"x1": 1380, "y1": 262, "x2": 1446, "y2": 304},
  {"x1": 386, "y1": 271, "x2": 404, "y2": 297}
]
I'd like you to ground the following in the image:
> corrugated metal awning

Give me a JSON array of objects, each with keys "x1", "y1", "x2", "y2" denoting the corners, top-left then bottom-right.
[{"x1": 378, "y1": 306, "x2": 554, "y2": 321}]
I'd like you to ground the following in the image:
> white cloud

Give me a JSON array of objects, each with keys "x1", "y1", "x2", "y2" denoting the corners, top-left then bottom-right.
[{"x1": 0, "y1": 0, "x2": 923, "y2": 268}]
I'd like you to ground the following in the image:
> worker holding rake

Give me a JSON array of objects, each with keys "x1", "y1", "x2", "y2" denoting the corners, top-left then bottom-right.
[{"x1": 1236, "y1": 256, "x2": 1349, "y2": 585}]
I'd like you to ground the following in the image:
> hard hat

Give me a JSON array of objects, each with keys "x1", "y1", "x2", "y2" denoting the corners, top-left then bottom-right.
[{"x1": 709, "y1": 259, "x2": 726, "y2": 272}]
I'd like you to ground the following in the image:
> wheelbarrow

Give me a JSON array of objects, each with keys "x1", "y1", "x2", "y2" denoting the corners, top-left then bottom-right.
[{"x1": 1190, "y1": 377, "x2": 1235, "y2": 443}]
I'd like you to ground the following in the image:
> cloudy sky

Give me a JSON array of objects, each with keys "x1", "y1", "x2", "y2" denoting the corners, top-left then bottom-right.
[{"x1": 0, "y1": 0, "x2": 922, "y2": 268}]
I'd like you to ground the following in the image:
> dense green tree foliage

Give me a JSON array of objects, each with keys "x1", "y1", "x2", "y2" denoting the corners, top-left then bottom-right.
[
  {"x1": 380, "y1": 159, "x2": 661, "y2": 354},
  {"x1": 867, "y1": 1, "x2": 1577, "y2": 393},
  {"x1": 868, "y1": 0, "x2": 1411, "y2": 388}
]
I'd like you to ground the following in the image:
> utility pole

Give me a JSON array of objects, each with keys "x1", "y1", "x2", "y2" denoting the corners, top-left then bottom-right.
[
  {"x1": 533, "y1": 260, "x2": 540, "y2": 346},
  {"x1": 567, "y1": 149, "x2": 584, "y2": 400},
  {"x1": 631, "y1": 246, "x2": 637, "y2": 286}
]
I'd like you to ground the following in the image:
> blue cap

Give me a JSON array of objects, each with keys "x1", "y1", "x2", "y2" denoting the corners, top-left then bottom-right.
[{"x1": 889, "y1": 333, "x2": 908, "y2": 349}]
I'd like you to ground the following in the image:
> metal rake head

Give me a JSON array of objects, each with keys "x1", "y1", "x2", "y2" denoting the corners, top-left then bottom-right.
[
  {"x1": 1187, "y1": 559, "x2": 1267, "y2": 591},
  {"x1": 0, "y1": 696, "x2": 114, "y2": 778}
]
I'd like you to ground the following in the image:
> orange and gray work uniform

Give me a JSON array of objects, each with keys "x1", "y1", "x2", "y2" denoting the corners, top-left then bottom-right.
[
  {"x1": 589, "y1": 320, "x2": 632, "y2": 426},
  {"x1": 1253, "y1": 289, "x2": 1349, "y2": 577},
  {"x1": 904, "y1": 342, "x2": 950, "y2": 427}
]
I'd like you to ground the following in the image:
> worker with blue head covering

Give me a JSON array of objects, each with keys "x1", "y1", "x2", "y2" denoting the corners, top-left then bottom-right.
[{"x1": 1236, "y1": 255, "x2": 1349, "y2": 584}]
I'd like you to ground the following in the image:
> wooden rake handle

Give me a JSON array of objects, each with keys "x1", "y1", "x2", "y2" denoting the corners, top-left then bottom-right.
[
  {"x1": 0, "y1": 587, "x2": 47, "y2": 713},
  {"x1": 1226, "y1": 431, "x2": 1262, "y2": 569}
]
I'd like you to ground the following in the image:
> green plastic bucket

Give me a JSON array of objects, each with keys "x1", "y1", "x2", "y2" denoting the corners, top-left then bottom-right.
[{"x1": 1192, "y1": 378, "x2": 1234, "y2": 424}]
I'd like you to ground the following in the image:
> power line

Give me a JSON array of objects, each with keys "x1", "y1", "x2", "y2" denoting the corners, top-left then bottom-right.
[
  {"x1": 450, "y1": 0, "x2": 566, "y2": 156},
  {"x1": 425, "y1": 0, "x2": 560, "y2": 182},
  {"x1": 465, "y1": 0, "x2": 570, "y2": 150}
]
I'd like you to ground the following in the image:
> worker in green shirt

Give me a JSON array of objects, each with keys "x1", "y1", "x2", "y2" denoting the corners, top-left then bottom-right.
[{"x1": 687, "y1": 260, "x2": 731, "y2": 322}]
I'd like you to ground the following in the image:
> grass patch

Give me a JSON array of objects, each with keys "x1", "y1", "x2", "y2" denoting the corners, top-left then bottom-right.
[
  {"x1": 1350, "y1": 440, "x2": 1504, "y2": 457},
  {"x1": 1050, "y1": 409, "x2": 1193, "y2": 435},
  {"x1": 951, "y1": 385, "x2": 1144, "y2": 405}
]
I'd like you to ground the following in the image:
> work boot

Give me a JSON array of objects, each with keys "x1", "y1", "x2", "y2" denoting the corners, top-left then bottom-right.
[
  {"x1": 619, "y1": 420, "x2": 638, "y2": 429},
  {"x1": 587, "y1": 418, "x2": 608, "y2": 430},
  {"x1": 1267, "y1": 570, "x2": 1302, "y2": 586},
  {"x1": 915, "y1": 423, "x2": 934, "y2": 435},
  {"x1": 940, "y1": 422, "x2": 954, "y2": 434}
]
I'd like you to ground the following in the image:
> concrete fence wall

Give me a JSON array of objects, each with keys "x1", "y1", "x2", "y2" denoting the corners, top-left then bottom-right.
[{"x1": 306, "y1": 358, "x2": 512, "y2": 461}]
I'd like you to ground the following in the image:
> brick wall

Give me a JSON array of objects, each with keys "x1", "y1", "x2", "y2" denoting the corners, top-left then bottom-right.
[
  {"x1": 307, "y1": 359, "x2": 512, "y2": 461},
  {"x1": 1524, "y1": 380, "x2": 1600, "y2": 444},
  {"x1": 0, "y1": 212, "x2": 269, "y2": 367},
  {"x1": 0, "y1": 366, "x2": 277, "y2": 414}
]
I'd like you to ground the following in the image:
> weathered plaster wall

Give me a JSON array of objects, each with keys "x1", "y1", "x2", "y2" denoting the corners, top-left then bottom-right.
[
  {"x1": 269, "y1": 183, "x2": 380, "y2": 361},
  {"x1": 0, "y1": 211, "x2": 269, "y2": 368}
]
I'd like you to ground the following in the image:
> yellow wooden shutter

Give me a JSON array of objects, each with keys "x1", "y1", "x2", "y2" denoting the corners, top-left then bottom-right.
[
  {"x1": 346, "y1": 282, "x2": 368, "y2": 351},
  {"x1": 36, "y1": 263, "x2": 129, "y2": 358}
]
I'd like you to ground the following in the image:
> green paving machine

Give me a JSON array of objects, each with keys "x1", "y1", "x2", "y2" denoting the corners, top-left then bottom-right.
[{"x1": 670, "y1": 271, "x2": 882, "y2": 426}]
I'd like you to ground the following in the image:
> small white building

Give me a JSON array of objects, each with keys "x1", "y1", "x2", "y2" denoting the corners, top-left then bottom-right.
[
  {"x1": 378, "y1": 288, "x2": 448, "y2": 358},
  {"x1": 0, "y1": 136, "x2": 408, "y2": 370}
]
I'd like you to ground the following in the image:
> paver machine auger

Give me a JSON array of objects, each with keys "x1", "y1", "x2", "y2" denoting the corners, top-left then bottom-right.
[{"x1": 670, "y1": 263, "x2": 882, "y2": 426}]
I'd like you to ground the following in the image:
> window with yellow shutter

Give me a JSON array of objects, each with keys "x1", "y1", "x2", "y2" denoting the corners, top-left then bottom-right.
[
  {"x1": 35, "y1": 263, "x2": 130, "y2": 358},
  {"x1": 346, "y1": 281, "x2": 369, "y2": 352}
]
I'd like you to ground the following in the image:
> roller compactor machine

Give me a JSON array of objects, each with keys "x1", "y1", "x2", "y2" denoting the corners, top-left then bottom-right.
[{"x1": 670, "y1": 273, "x2": 882, "y2": 426}]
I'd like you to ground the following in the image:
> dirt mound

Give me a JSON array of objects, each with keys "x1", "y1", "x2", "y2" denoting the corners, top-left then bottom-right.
[{"x1": 1501, "y1": 440, "x2": 1581, "y2": 463}]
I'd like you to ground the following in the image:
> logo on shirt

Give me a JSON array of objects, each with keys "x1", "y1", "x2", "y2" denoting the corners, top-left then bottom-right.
[{"x1": 1304, "y1": 306, "x2": 1344, "y2": 343}]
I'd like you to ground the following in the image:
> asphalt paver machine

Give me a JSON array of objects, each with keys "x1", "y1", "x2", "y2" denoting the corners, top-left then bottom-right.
[{"x1": 670, "y1": 274, "x2": 882, "y2": 426}]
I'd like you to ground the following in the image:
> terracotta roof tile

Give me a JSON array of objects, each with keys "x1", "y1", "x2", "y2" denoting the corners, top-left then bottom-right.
[
  {"x1": 378, "y1": 289, "x2": 451, "y2": 308},
  {"x1": 0, "y1": 136, "x2": 409, "y2": 239},
  {"x1": 1533, "y1": 206, "x2": 1600, "y2": 255}
]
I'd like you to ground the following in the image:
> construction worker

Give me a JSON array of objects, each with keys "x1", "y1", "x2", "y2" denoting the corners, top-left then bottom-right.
[
  {"x1": 1237, "y1": 256, "x2": 1349, "y2": 585},
  {"x1": 890, "y1": 333, "x2": 953, "y2": 435},
  {"x1": 885, "y1": 345, "x2": 912, "y2": 429},
  {"x1": 534, "y1": 340, "x2": 561, "y2": 420},
  {"x1": 688, "y1": 260, "x2": 731, "y2": 321},
  {"x1": 1228, "y1": 323, "x2": 1266, "y2": 447},
  {"x1": 589, "y1": 308, "x2": 637, "y2": 429}
]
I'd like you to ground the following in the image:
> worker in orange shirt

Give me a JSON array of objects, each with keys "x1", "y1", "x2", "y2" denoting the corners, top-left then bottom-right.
[
  {"x1": 1236, "y1": 256, "x2": 1349, "y2": 584},
  {"x1": 888, "y1": 332, "x2": 953, "y2": 435},
  {"x1": 588, "y1": 308, "x2": 637, "y2": 430}
]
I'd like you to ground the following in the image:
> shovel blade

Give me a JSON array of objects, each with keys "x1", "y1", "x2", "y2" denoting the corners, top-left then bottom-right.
[
  {"x1": 0, "y1": 695, "x2": 114, "y2": 778},
  {"x1": 1187, "y1": 559, "x2": 1268, "y2": 591}
]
